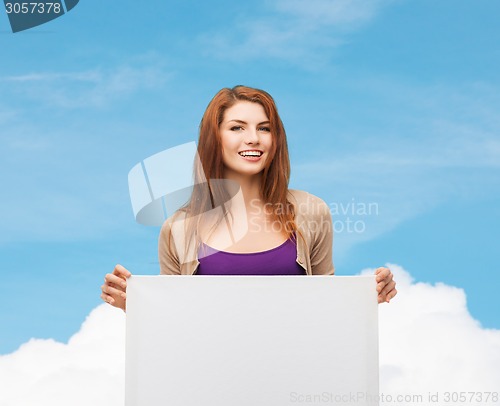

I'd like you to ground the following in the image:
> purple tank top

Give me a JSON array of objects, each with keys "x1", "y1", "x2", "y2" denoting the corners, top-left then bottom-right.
[{"x1": 196, "y1": 238, "x2": 306, "y2": 275}]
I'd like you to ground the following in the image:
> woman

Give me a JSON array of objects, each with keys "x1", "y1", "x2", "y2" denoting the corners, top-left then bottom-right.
[{"x1": 101, "y1": 85, "x2": 397, "y2": 311}]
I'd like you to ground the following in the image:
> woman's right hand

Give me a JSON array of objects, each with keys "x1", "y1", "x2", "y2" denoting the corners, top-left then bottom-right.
[{"x1": 101, "y1": 264, "x2": 132, "y2": 311}]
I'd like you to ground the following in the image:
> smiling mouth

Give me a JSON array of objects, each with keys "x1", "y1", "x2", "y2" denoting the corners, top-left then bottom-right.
[{"x1": 238, "y1": 150, "x2": 263, "y2": 157}]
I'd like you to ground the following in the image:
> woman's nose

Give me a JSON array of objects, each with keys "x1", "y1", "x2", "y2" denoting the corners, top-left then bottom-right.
[{"x1": 244, "y1": 128, "x2": 260, "y2": 144}]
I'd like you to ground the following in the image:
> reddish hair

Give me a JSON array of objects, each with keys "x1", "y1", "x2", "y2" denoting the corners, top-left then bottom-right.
[
  {"x1": 176, "y1": 85, "x2": 300, "y2": 256},
  {"x1": 197, "y1": 85, "x2": 290, "y2": 207}
]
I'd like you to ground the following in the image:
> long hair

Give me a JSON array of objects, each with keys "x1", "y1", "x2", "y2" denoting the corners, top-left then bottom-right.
[{"x1": 173, "y1": 85, "x2": 301, "y2": 261}]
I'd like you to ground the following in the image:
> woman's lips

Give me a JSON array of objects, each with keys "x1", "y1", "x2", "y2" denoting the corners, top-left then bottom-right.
[{"x1": 238, "y1": 150, "x2": 263, "y2": 161}]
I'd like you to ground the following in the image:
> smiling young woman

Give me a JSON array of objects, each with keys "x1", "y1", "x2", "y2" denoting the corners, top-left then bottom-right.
[{"x1": 100, "y1": 85, "x2": 397, "y2": 310}]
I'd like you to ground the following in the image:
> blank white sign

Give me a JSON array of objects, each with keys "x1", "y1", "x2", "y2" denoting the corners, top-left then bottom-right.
[{"x1": 126, "y1": 276, "x2": 379, "y2": 406}]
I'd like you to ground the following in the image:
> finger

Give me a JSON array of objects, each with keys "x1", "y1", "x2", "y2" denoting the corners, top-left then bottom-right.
[
  {"x1": 113, "y1": 264, "x2": 132, "y2": 278},
  {"x1": 374, "y1": 266, "x2": 388, "y2": 274},
  {"x1": 376, "y1": 273, "x2": 393, "y2": 292},
  {"x1": 386, "y1": 288, "x2": 398, "y2": 302},
  {"x1": 380, "y1": 284, "x2": 397, "y2": 304},
  {"x1": 100, "y1": 292, "x2": 114, "y2": 305},
  {"x1": 378, "y1": 291, "x2": 388, "y2": 303},
  {"x1": 380, "y1": 280, "x2": 396, "y2": 298},
  {"x1": 107, "y1": 282, "x2": 125, "y2": 293},
  {"x1": 101, "y1": 283, "x2": 127, "y2": 300},
  {"x1": 102, "y1": 279, "x2": 125, "y2": 294},
  {"x1": 378, "y1": 272, "x2": 393, "y2": 287},
  {"x1": 105, "y1": 273, "x2": 127, "y2": 289},
  {"x1": 375, "y1": 267, "x2": 390, "y2": 282}
]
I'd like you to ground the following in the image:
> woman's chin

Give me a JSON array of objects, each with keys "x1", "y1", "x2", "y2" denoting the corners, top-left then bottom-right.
[{"x1": 223, "y1": 166, "x2": 265, "y2": 180}]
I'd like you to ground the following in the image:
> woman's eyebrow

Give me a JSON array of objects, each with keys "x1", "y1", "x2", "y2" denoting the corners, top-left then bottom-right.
[{"x1": 226, "y1": 119, "x2": 270, "y2": 125}]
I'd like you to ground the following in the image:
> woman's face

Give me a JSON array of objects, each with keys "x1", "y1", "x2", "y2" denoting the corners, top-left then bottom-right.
[{"x1": 219, "y1": 101, "x2": 273, "y2": 180}]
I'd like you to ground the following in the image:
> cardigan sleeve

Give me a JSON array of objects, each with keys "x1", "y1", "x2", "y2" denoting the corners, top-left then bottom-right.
[
  {"x1": 309, "y1": 196, "x2": 335, "y2": 276},
  {"x1": 158, "y1": 218, "x2": 181, "y2": 275},
  {"x1": 291, "y1": 190, "x2": 335, "y2": 276}
]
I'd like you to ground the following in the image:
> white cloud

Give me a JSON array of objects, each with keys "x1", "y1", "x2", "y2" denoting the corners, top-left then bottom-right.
[
  {"x1": 373, "y1": 264, "x2": 500, "y2": 404},
  {"x1": 199, "y1": 0, "x2": 393, "y2": 67},
  {"x1": 1, "y1": 266, "x2": 499, "y2": 405},
  {"x1": 0, "y1": 305, "x2": 125, "y2": 406}
]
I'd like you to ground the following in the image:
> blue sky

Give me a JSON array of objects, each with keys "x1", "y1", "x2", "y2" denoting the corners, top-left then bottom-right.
[{"x1": 0, "y1": 0, "x2": 499, "y2": 354}]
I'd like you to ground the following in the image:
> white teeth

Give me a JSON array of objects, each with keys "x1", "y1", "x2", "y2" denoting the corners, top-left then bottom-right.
[{"x1": 239, "y1": 151, "x2": 262, "y2": 157}]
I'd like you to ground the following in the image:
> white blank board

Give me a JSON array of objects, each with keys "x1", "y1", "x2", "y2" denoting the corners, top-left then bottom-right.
[{"x1": 126, "y1": 275, "x2": 379, "y2": 406}]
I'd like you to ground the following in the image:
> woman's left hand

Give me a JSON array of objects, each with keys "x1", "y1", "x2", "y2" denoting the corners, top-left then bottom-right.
[{"x1": 375, "y1": 267, "x2": 397, "y2": 303}]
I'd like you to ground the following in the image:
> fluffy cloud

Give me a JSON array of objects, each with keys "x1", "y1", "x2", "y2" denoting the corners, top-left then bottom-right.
[
  {"x1": 374, "y1": 264, "x2": 500, "y2": 404},
  {"x1": 1, "y1": 265, "x2": 499, "y2": 405},
  {"x1": 0, "y1": 305, "x2": 125, "y2": 406}
]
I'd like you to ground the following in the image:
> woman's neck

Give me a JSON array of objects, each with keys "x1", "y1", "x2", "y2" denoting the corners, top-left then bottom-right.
[{"x1": 223, "y1": 170, "x2": 263, "y2": 207}]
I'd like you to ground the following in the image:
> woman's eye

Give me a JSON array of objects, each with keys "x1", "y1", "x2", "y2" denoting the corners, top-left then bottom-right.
[
  {"x1": 230, "y1": 126, "x2": 243, "y2": 131},
  {"x1": 258, "y1": 126, "x2": 271, "y2": 132}
]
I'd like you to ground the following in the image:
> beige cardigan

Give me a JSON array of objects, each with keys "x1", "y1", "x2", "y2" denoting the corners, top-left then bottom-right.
[{"x1": 158, "y1": 189, "x2": 335, "y2": 276}]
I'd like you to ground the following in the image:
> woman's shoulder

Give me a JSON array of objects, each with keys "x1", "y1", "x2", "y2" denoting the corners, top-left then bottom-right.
[
  {"x1": 288, "y1": 190, "x2": 333, "y2": 242},
  {"x1": 288, "y1": 189, "x2": 330, "y2": 214},
  {"x1": 160, "y1": 208, "x2": 189, "y2": 235},
  {"x1": 287, "y1": 189, "x2": 331, "y2": 222}
]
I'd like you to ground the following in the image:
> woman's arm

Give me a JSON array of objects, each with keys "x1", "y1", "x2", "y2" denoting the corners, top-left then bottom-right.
[
  {"x1": 158, "y1": 218, "x2": 182, "y2": 275},
  {"x1": 308, "y1": 196, "x2": 335, "y2": 275}
]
